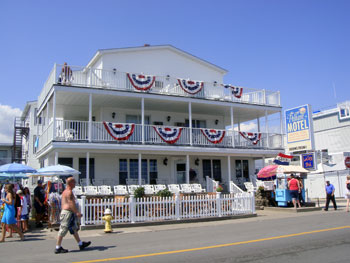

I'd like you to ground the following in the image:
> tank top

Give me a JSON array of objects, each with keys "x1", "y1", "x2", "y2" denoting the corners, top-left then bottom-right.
[{"x1": 289, "y1": 178, "x2": 299, "y2": 191}]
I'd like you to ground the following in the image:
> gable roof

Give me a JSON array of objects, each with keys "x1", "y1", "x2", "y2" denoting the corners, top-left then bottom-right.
[{"x1": 85, "y1": 45, "x2": 228, "y2": 74}]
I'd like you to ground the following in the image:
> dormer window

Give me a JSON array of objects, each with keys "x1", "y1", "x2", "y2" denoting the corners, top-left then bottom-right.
[{"x1": 338, "y1": 102, "x2": 350, "y2": 120}]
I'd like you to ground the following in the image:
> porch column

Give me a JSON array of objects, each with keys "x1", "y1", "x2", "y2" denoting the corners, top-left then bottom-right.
[
  {"x1": 52, "y1": 91, "x2": 56, "y2": 139},
  {"x1": 86, "y1": 152, "x2": 90, "y2": 186},
  {"x1": 280, "y1": 111, "x2": 284, "y2": 148},
  {"x1": 230, "y1": 106, "x2": 235, "y2": 147},
  {"x1": 263, "y1": 155, "x2": 266, "y2": 168},
  {"x1": 227, "y1": 155, "x2": 231, "y2": 184},
  {"x1": 186, "y1": 155, "x2": 190, "y2": 184},
  {"x1": 238, "y1": 120, "x2": 241, "y2": 145},
  {"x1": 46, "y1": 102, "x2": 50, "y2": 125},
  {"x1": 138, "y1": 153, "x2": 142, "y2": 185},
  {"x1": 265, "y1": 110, "x2": 269, "y2": 148},
  {"x1": 189, "y1": 102, "x2": 192, "y2": 146},
  {"x1": 88, "y1": 94, "x2": 92, "y2": 142},
  {"x1": 257, "y1": 117, "x2": 260, "y2": 132},
  {"x1": 55, "y1": 152, "x2": 58, "y2": 165},
  {"x1": 141, "y1": 98, "x2": 145, "y2": 144}
]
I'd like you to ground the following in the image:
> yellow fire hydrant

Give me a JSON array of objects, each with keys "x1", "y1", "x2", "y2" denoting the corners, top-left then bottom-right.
[{"x1": 102, "y1": 208, "x2": 114, "y2": 233}]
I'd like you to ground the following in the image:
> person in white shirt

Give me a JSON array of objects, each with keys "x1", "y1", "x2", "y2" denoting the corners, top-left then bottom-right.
[{"x1": 16, "y1": 190, "x2": 28, "y2": 232}]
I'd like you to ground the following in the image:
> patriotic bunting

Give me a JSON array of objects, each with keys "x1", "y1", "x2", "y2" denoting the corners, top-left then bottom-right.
[
  {"x1": 239, "y1": 132, "x2": 261, "y2": 145},
  {"x1": 224, "y1": 85, "x2": 243, "y2": 98},
  {"x1": 103, "y1": 122, "x2": 135, "y2": 141},
  {"x1": 153, "y1": 126, "x2": 182, "y2": 144},
  {"x1": 201, "y1": 129, "x2": 226, "y2": 144},
  {"x1": 273, "y1": 153, "x2": 293, "y2": 165},
  {"x1": 127, "y1": 73, "x2": 156, "y2": 91},
  {"x1": 177, "y1": 79, "x2": 203, "y2": 95}
]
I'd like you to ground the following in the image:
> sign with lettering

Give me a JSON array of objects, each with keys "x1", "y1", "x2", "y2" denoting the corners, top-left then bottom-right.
[
  {"x1": 285, "y1": 104, "x2": 315, "y2": 152},
  {"x1": 302, "y1": 153, "x2": 316, "y2": 170}
]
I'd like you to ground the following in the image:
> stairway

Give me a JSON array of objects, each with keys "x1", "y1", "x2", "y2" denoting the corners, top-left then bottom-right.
[{"x1": 12, "y1": 117, "x2": 29, "y2": 163}]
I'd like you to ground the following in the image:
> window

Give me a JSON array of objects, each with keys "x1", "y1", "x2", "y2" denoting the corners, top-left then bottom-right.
[
  {"x1": 155, "y1": 81, "x2": 163, "y2": 89},
  {"x1": 153, "y1": 121, "x2": 163, "y2": 126},
  {"x1": 58, "y1": 158, "x2": 73, "y2": 168},
  {"x1": 142, "y1": 159, "x2": 148, "y2": 183},
  {"x1": 185, "y1": 119, "x2": 206, "y2": 128},
  {"x1": 339, "y1": 105, "x2": 350, "y2": 119},
  {"x1": 235, "y1": 160, "x2": 249, "y2": 182},
  {"x1": 0, "y1": 150, "x2": 8, "y2": 159},
  {"x1": 33, "y1": 135, "x2": 38, "y2": 154},
  {"x1": 79, "y1": 158, "x2": 95, "y2": 183},
  {"x1": 202, "y1": 159, "x2": 221, "y2": 182},
  {"x1": 149, "y1": 159, "x2": 158, "y2": 184},
  {"x1": 126, "y1": 115, "x2": 150, "y2": 124},
  {"x1": 129, "y1": 159, "x2": 138, "y2": 179},
  {"x1": 119, "y1": 159, "x2": 127, "y2": 185}
]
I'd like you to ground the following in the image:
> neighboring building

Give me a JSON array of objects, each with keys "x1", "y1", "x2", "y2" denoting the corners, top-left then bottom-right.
[
  {"x1": 21, "y1": 45, "x2": 283, "y2": 190},
  {"x1": 0, "y1": 143, "x2": 13, "y2": 165},
  {"x1": 304, "y1": 101, "x2": 350, "y2": 198}
]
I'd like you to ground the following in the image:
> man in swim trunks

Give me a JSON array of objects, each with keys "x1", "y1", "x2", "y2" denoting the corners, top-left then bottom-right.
[{"x1": 55, "y1": 177, "x2": 91, "y2": 254}]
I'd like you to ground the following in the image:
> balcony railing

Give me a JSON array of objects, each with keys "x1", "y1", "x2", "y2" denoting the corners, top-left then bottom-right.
[
  {"x1": 38, "y1": 64, "x2": 281, "y2": 109},
  {"x1": 36, "y1": 120, "x2": 283, "y2": 153}
]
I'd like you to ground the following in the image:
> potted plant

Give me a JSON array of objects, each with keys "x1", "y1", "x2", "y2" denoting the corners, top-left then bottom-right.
[{"x1": 216, "y1": 185, "x2": 223, "y2": 192}]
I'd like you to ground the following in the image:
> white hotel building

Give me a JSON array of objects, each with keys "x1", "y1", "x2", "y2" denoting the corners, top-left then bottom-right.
[{"x1": 21, "y1": 45, "x2": 283, "y2": 190}]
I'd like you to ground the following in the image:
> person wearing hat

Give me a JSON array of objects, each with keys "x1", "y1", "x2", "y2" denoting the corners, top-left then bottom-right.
[
  {"x1": 324, "y1": 181, "x2": 337, "y2": 211},
  {"x1": 34, "y1": 180, "x2": 46, "y2": 227},
  {"x1": 16, "y1": 190, "x2": 28, "y2": 232}
]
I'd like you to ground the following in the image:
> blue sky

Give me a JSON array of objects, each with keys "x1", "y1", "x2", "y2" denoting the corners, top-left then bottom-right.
[{"x1": 0, "y1": 1, "x2": 349, "y2": 116}]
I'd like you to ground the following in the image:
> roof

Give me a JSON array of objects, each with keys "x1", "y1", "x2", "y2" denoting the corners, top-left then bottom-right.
[
  {"x1": 21, "y1": 101, "x2": 37, "y2": 118},
  {"x1": 85, "y1": 45, "x2": 228, "y2": 74}
]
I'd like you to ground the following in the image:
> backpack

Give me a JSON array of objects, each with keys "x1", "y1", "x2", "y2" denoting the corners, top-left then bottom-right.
[{"x1": 347, "y1": 183, "x2": 350, "y2": 191}]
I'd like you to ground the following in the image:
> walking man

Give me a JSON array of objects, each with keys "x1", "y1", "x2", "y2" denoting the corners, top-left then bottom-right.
[
  {"x1": 324, "y1": 180, "x2": 337, "y2": 211},
  {"x1": 34, "y1": 180, "x2": 46, "y2": 227},
  {"x1": 55, "y1": 177, "x2": 91, "y2": 254}
]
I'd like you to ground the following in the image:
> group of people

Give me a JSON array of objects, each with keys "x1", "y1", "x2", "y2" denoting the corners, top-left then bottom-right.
[{"x1": 287, "y1": 174, "x2": 305, "y2": 209}]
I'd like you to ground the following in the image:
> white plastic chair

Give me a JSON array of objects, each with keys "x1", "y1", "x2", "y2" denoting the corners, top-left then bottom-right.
[
  {"x1": 127, "y1": 185, "x2": 139, "y2": 195},
  {"x1": 143, "y1": 185, "x2": 155, "y2": 195},
  {"x1": 180, "y1": 184, "x2": 193, "y2": 194},
  {"x1": 154, "y1": 184, "x2": 166, "y2": 193},
  {"x1": 168, "y1": 184, "x2": 181, "y2": 194},
  {"x1": 73, "y1": 186, "x2": 84, "y2": 196},
  {"x1": 98, "y1": 185, "x2": 113, "y2": 195},
  {"x1": 84, "y1": 186, "x2": 99, "y2": 195},
  {"x1": 191, "y1": 184, "x2": 205, "y2": 193},
  {"x1": 114, "y1": 185, "x2": 128, "y2": 195},
  {"x1": 244, "y1": 182, "x2": 257, "y2": 193}
]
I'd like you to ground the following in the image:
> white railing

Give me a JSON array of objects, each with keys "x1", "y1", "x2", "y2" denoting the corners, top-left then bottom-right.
[
  {"x1": 230, "y1": 181, "x2": 245, "y2": 194},
  {"x1": 36, "y1": 120, "x2": 284, "y2": 152},
  {"x1": 206, "y1": 176, "x2": 219, "y2": 192},
  {"x1": 78, "y1": 192, "x2": 255, "y2": 226},
  {"x1": 38, "y1": 64, "x2": 281, "y2": 109}
]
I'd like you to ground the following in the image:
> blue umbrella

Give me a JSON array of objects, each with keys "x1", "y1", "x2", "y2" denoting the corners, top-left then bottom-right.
[
  {"x1": 0, "y1": 162, "x2": 37, "y2": 174},
  {"x1": 36, "y1": 164, "x2": 80, "y2": 176}
]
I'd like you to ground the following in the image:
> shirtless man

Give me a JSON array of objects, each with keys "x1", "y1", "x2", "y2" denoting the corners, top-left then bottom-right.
[{"x1": 55, "y1": 177, "x2": 91, "y2": 254}]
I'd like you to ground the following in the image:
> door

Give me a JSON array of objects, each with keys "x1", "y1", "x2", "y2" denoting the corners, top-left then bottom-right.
[{"x1": 176, "y1": 163, "x2": 186, "y2": 184}]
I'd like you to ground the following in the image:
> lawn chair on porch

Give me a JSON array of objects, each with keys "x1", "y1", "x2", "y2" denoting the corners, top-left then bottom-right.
[
  {"x1": 168, "y1": 184, "x2": 181, "y2": 194},
  {"x1": 244, "y1": 182, "x2": 257, "y2": 193},
  {"x1": 191, "y1": 184, "x2": 206, "y2": 193},
  {"x1": 180, "y1": 184, "x2": 193, "y2": 194},
  {"x1": 114, "y1": 185, "x2": 128, "y2": 195},
  {"x1": 154, "y1": 184, "x2": 166, "y2": 193},
  {"x1": 127, "y1": 185, "x2": 139, "y2": 195},
  {"x1": 143, "y1": 185, "x2": 155, "y2": 195}
]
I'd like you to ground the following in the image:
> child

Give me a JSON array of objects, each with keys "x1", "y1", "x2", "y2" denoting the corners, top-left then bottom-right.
[{"x1": 16, "y1": 190, "x2": 28, "y2": 232}]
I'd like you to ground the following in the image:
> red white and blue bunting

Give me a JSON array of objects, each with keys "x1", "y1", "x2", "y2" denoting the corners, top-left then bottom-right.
[
  {"x1": 223, "y1": 85, "x2": 243, "y2": 98},
  {"x1": 153, "y1": 126, "x2": 182, "y2": 144},
  {"x1": 177, "y1": 79, "x2": 203, "y2": 95},
  {"x1": 103, "y1": 122, "x2": 135, "y2": 141},
  {"x1": 127, "y1": 73, "x2": 156, "y2": 91},
  {"x1": 239, "y1": 132, "x2": 261, "y2": 145},
  {"x1": 201, "y1": 129, "x2": 226, "y2": 144}
]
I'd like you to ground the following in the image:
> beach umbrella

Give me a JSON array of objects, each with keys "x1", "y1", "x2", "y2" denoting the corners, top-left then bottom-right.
[
  {"x1": 36, "y1": 164, "x2": 80, "y2": 176},
  {"x1": 257, "y1": 165, "x2": 278, "y2": 180},
  {"x1": 0, "y1": 162, "x2": 36, "y2": 174}
]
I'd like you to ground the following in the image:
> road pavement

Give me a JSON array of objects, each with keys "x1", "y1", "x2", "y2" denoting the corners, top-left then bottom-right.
[{"x1": 1, "y1": 204, "x2": 349, "y2": 263}]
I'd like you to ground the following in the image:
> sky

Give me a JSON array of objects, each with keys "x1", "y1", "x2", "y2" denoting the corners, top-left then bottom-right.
[{"x1": 0, "y1": 0, "x2": 349, "y2": 142}]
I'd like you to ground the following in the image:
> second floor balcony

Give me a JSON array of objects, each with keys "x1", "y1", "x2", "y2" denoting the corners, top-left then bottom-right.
[
  {"x1": 36, "y1": 119, "x2": 283, "y2": 154},
  {"x1": 39, "y1": 64, "x2": 281, "y2": 109}
]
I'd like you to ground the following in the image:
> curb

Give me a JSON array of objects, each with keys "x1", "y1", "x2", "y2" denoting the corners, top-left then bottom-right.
[
  {"x1": 80, "y1": 213, "x2": 257, "y2": 230},
  {"x1": 264, "y1": 207, "x2": 322, "y2": 213}
]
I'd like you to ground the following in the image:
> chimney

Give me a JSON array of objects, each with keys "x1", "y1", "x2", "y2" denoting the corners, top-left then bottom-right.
[{"x1": 144, "y1": 44, "x2": 150, "y2": 47}]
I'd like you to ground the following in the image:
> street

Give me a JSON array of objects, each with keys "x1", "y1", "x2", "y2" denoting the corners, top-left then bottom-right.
[{"x1": 1, "y1": 207, "x2": 349, "y2": 263}]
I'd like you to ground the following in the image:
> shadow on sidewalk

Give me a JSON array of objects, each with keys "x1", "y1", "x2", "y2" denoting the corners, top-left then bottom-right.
[{"x1": 69, "y1": 245, "x2": 116, "y2": 253}]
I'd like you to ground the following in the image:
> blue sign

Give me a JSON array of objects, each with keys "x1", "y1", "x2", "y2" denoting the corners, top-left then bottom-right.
[
  {"x1": 285, "y1": 104, "x2": 314, "y2": 152},
  {"x1": 302, "y1": 153, "x2": 316, "y2": 170}
]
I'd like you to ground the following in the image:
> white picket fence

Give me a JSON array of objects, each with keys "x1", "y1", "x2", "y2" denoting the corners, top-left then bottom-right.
[{"x1": 77, "y1": 193, "x2": 255, "y2": 226}]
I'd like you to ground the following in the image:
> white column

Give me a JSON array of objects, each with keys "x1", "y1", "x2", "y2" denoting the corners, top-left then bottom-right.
[
  {"x1": 257, "y1": 117, "x2": 260, "y2": 132},
  {"x1": 141, "y1": 98, "x2": 145, "y2": 144},
  {"x1": 230, "y1": 106, "x2": 235, "y2": 147},
  {"x1": 227, "y1": 156, "x2": 231, "y2": 184},
  {"x1": 280, "y1": 111, "x2": 284, "y2": 148},
  {"x1": 138, "y1": 153, "x2": 142, "y2": 185},
  {"x1": 186, "y1": 155, "x2": 190, "y2": 184},
  {"x1": 55, "y1": 152, "x2": 58, "y2": 165},
  {"x1": 189, "y1": 102, "x2": 192, "y2": 146},
  {"x1": 46, "y1": 103, "x2": 49, "y2": 126},
  {"x1": 88, "y1": 94, "x2": 92, "y2": 142},
  {"x1": 265, "y1": 110, "x2": 269, "y2": 148},
  {"x1": 52, "y1": 91, "x2": 56, "y2": 139},
  {"x1": 263, "y1": 156, "x2": 266, "y2": 168},
  {"x1": 86, "y1": 152, "x2": 90, "y2": 186},
  {"x1": 238, "y1": 120, "x2": 241, "y2": 145}
]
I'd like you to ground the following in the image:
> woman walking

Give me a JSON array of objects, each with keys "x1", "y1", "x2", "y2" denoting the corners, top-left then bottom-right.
[
  {"x1": 345, "y1": 176, "x2": 350, "y2": 212},
  {"x1": 0, "y1": 184, "x2": 24, "y2": 242}
]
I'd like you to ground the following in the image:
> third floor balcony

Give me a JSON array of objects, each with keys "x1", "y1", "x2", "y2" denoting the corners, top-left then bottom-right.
[{"x1": 39, "y1": 64, "x2": 280, "y2": 109}]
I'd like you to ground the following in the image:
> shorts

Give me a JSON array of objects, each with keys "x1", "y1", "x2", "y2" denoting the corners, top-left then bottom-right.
[
  {"x1": 58, "y1": 210, "x2": 79, "y2": 237},
  {"x1": 34, "y1": 203, "x2": 45, "y2": 214},
  {"x1": 290, "y1": 190, "x2": 299, "y2": 200},
  {"x1": 20, "y1": 214, "x2": 29, "y2": 221}
]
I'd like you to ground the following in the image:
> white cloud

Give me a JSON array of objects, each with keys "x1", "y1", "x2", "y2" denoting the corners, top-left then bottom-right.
[{"x1": 0, "y1": 105, "x2": 22, "y2": 143}]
